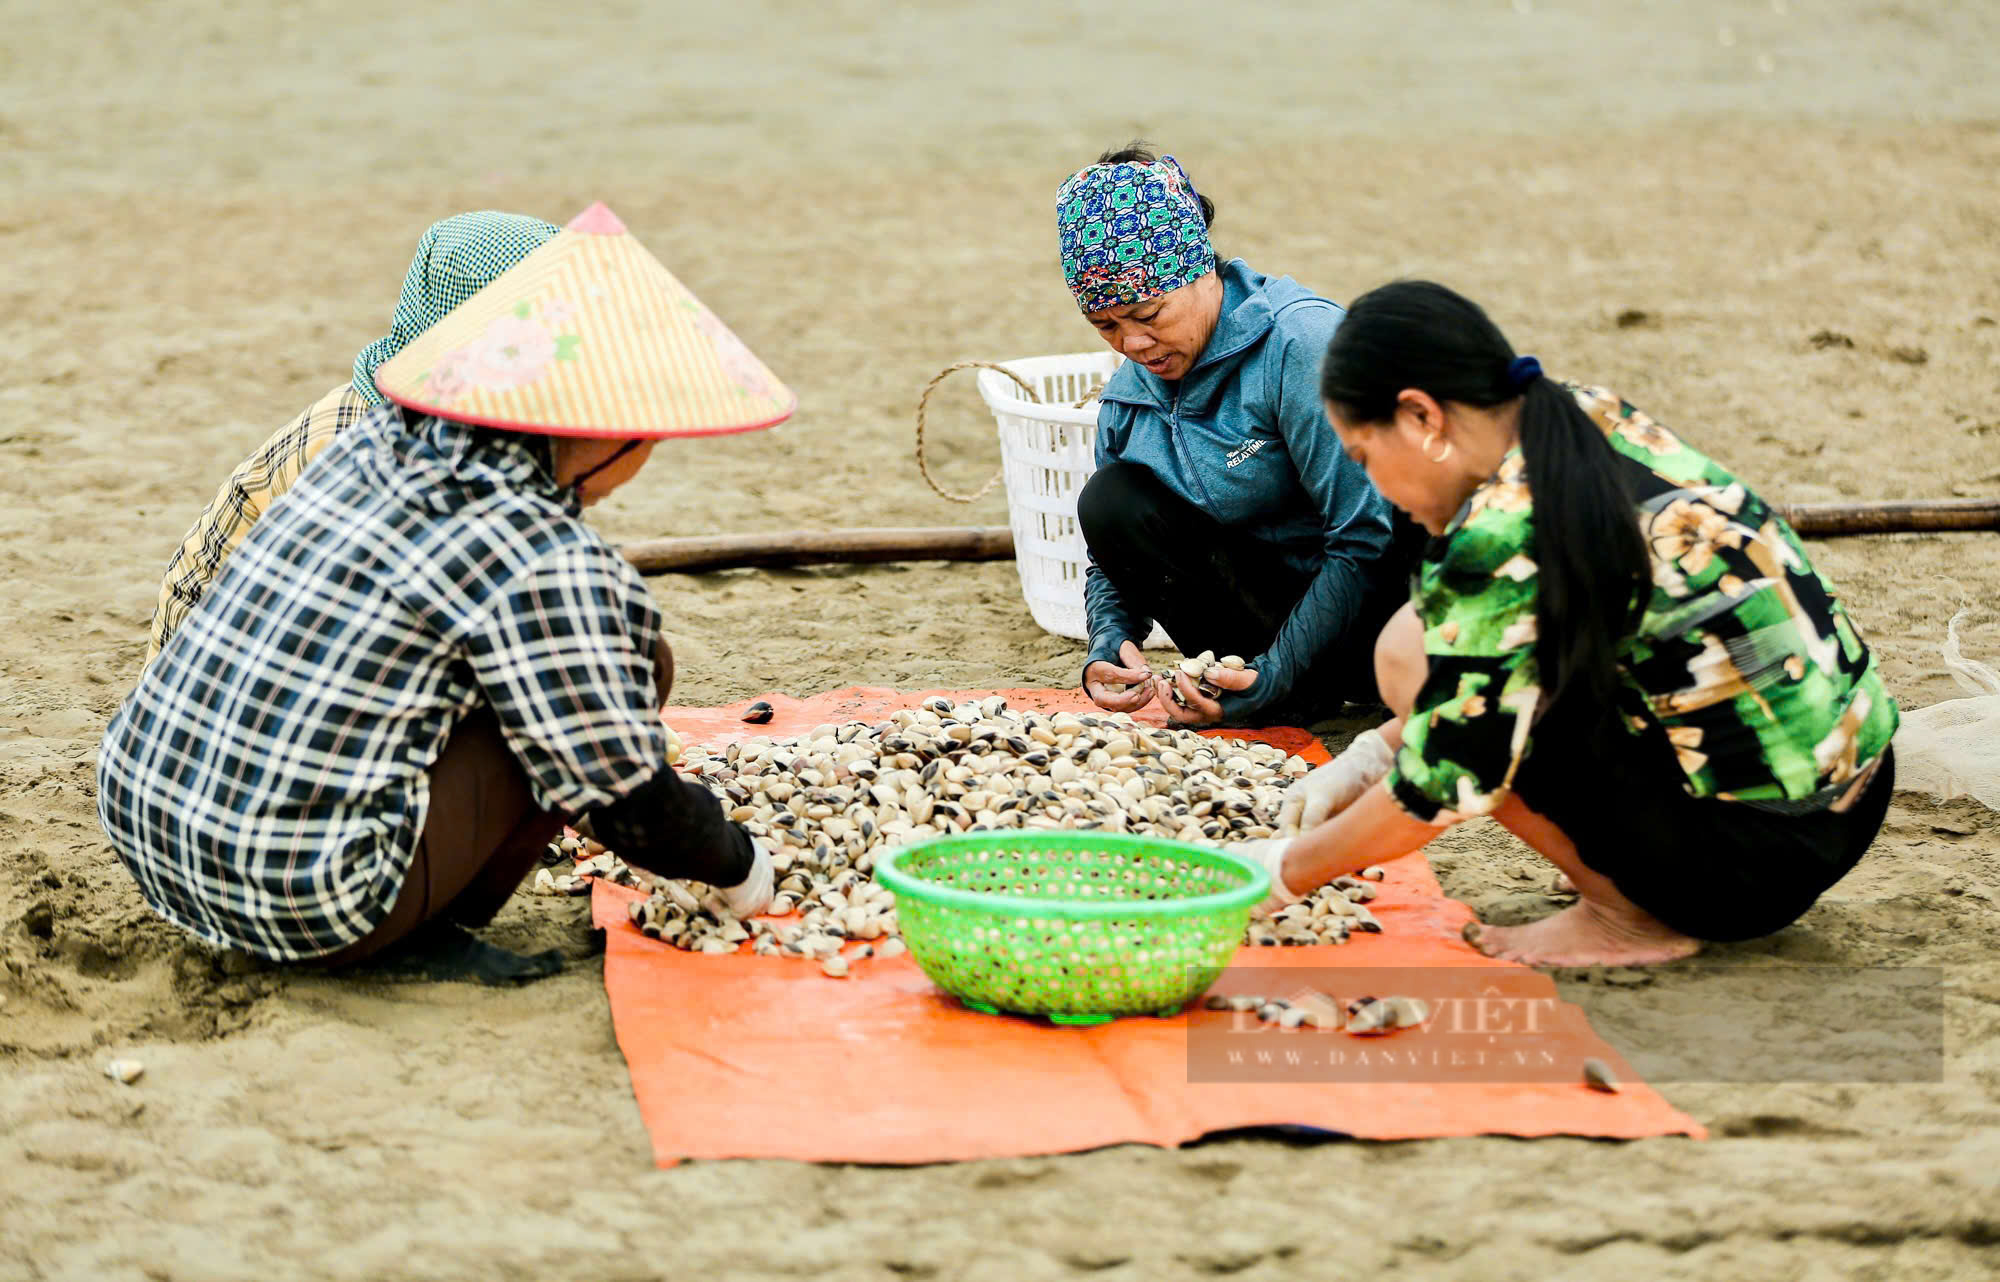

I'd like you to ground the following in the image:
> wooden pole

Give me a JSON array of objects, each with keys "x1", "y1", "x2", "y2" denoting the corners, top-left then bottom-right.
[
  {"x1": 619, "y1": 499, "x2": 1998, "y2": 576},
  {"x1": 1775, "y1": 498, "x2": 2000, "y2": 537},
  {"x1": 621, "y1": 525, "x2": 1015, "y2": 575}
]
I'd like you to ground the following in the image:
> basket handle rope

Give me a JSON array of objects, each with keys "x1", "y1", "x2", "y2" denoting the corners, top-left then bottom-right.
[
  {"x1": 914, "y1": 361, "x2": 1039, "y2": 503},
  {"x1": 914, "y1": 361, "x2": 1106, "y2": 503}
]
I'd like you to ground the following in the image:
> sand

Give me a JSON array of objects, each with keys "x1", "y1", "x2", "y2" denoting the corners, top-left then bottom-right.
[{"x1": 3, "y1": 1, "x2": 1999, "y2": 1277}]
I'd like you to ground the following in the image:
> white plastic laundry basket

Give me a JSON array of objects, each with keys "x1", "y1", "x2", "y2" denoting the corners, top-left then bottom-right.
[{"x1": 972, "y1": 352, "x2": 1172, "y2": 649}]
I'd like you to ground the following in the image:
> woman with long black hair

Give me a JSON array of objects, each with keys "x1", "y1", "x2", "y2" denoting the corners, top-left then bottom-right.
[{"x1": 1241, "y1": 281, "x2": 1898, "y2": 967}]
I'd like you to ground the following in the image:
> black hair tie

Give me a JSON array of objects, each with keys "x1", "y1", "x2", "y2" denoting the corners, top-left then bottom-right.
[{"x1": 1507, "y1": 354, "x2": 1543, "y2": 389}]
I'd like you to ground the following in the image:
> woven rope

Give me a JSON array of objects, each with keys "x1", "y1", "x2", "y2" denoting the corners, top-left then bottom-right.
[
  {"x1": 914, "y1": 362, "x2": 1038, "y2": 503},
  {"x1": 915, "y1": 362, "x2": 1106, "y2": 503}
]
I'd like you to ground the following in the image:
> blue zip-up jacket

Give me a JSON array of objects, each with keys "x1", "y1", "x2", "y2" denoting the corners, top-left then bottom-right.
[{"x1": 1083, "y1": 258, "x2": 1397, "y2": 720}]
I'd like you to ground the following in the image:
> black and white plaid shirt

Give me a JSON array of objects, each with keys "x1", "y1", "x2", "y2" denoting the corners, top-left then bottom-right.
[{"x1": 98, "y1": 408, "x2": 672, "y2": 959}]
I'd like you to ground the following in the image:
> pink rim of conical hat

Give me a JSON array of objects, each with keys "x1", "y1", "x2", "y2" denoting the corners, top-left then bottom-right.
[{"x1": 372, "y1": 203, "x2": 795, "y2": 439}]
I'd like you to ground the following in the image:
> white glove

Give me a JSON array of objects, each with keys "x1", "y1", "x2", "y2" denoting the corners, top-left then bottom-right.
[
  {"x1": 720, "y1": 837, "x2": 775, "y2": 918},
  {"x1": 1233, "y1": 836, "x2": 1303, "y2": 918},
  {"x1": 1277, "y1": 728, "x2": 1396, "y2": 835}
]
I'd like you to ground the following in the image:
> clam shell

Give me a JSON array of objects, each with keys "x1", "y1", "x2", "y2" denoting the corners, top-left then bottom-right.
[
  {"x1": 1386, "y1": 996, "x2": 1430, "y2": 1029},
  {"x1": 1346, "y1": 1001, "x2": 1395, "y2": 1034}
]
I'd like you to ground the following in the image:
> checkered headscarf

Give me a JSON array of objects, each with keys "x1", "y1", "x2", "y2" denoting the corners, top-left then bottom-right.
[
  {"x1": 1056, "y1": 156, "x2": 1215, "y2": 313},
  {"x1": 351, "y1": 211, "x2": 561, "y2": 405}
]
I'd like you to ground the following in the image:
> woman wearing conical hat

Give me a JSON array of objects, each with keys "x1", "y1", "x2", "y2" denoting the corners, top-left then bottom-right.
[
  {"x1": 147, "y1": 210, "x2": 562, "y2": 662},
  {"x1": 1058, "y1": 145, "x2": 1419, "y2": 728},
  {"x1": 98, "y1": 204, "x2": 794, "y2": 982}
]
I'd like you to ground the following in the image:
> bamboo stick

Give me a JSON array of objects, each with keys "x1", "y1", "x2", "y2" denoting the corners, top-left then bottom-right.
[
  {"x1": 620, "y1": 499, "x2": 1997, "y2": 576},
  {"x1": 1775, "y1": 498, "x2": 2000, "y2": 537},
  {"x1": 621, "y1": 525, "x2": 1015, "y2": 575}
]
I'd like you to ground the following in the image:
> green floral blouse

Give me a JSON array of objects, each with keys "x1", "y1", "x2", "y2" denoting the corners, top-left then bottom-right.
[{"x1": 1387, "y1": 385, "x2": 1898, "y2": 824}]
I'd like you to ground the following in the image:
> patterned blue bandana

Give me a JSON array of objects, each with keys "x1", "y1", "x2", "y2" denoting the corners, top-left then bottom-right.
[
  {"x1": 1056, "y1": 156, "x2": 1215, "y2": 313},
  {"x1": 351, "y1": 211, "x2": 561, "y2": 406}
]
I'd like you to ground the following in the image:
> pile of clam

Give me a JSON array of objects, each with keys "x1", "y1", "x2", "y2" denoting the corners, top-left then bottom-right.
[
  {"x1": 621, "y1": 872, "x2": 909, "y2": 975},
  {"x1": 698, "y1": 695, "x2": 1310, "y2": 851},
  {"x1": 531, "y1": 835, "x2": 644, "y2": 897},
  {"x1": 556, "y1": 695, "x2": 1390, "y2": 971},
  {"x1": 1247, "y1": 868, "x2": 1387, "y2": 947}
]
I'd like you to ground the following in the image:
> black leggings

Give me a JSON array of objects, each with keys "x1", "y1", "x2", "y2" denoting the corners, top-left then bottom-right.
[{"x1": 1076, "y1": 461, "x2": 1408, "y2": 720}]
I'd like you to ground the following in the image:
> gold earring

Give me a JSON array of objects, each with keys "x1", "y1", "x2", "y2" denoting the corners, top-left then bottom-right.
[{"x1": 1422, "y1": 429, "x2": 1455, "y2": 464}]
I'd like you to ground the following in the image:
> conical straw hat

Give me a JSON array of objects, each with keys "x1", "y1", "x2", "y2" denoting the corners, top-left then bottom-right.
[{"x1": 373, "y1": 203, "x2": 795, "y2": 438}]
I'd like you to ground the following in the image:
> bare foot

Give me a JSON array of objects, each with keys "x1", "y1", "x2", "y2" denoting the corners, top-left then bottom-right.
[{"x1": 1461, "y1": 900, "x2": 1700, "y2": 968}]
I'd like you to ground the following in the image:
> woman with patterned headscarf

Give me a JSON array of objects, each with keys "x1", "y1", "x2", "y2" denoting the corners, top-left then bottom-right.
[
  {"x1": 1060, "y1": 146, "x2": 1415, "y2": 728},
  {"x1": 145, "y1": 210, "x2": 561, "y2": 661}
]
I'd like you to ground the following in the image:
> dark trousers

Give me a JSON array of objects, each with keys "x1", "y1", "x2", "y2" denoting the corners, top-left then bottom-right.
[
  {"x1": 322, "y1": 709, "x2": 565, "y2": 963},
  {"x1": 325, "y1": 640, "x2": 675, "y2": 963},
  {"x1": 1513, "y1": 694, "x2": 1897, "y2": 942},
  {"x1": 1076, "y1": 461, "x2": 1412, "y2": 721}
]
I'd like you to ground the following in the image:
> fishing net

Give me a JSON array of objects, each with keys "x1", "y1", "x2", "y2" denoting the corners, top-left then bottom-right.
[{"x1": 1893, "y1": 610, "x2": 2000, "y2": 811}]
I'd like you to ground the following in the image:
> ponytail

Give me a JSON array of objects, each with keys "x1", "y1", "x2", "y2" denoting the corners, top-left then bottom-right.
[
  {"x1": 1321, "y1": 281, "x2": 1649, "y2": 709},
  {"x1": 1514, "y1": 376, "x2": 1648, "y2": 708}
]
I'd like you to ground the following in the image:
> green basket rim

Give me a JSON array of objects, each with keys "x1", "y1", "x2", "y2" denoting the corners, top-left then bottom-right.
[{"x1": 873, "y1": 830, "x2": 1269, "y2": 920}]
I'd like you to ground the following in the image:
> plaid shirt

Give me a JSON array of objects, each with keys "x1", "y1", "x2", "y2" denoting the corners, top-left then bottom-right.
[
  {"x1": 148, "y1": 384, "x2": 370, "y2": 661},
  {"x1": 99, "y1": 408, "x2": 673, "y2": 959}
]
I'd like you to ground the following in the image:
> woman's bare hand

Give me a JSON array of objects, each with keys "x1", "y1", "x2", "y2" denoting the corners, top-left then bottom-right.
[{"x1": 1084, "y1": 640, "x2": 1158, "y2": 713}]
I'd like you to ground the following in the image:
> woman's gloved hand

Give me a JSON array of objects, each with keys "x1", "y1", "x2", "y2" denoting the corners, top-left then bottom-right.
[
  {"x1": 1277, "y1": 728, "x2": 1395, "y2": 835},
  {"x1": 1232, "y1": 836, "x2": 1303, "y2": 918},
  {"x1": 720, "y1": 836, "x2": 775, "y2": 918}
]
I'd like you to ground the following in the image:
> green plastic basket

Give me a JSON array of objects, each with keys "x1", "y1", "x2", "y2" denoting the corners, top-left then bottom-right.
[{"x1": 873, "y1": 831, "x2": 1269, "y2": 1024}]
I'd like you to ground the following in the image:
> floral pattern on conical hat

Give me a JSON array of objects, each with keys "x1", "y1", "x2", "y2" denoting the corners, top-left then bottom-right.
[{"x1": 373, "y1": 202, "x2": 794, "y2": 438}]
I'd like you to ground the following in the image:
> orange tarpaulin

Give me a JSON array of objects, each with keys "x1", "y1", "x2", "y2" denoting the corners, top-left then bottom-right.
[{"x1": 594, "y1": 687, "x2": 1703, "y2": 1166}]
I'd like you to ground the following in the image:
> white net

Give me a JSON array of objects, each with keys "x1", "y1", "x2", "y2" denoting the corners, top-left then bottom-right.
[{"x1": 1892, "y1": 609, "x2": 2000, "y2": 811}]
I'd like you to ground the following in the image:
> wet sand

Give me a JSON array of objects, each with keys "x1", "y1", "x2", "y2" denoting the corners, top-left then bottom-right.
[{"x1": 3, "y1": 2, "x2": 1998, "y2": 1278}]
